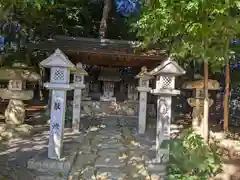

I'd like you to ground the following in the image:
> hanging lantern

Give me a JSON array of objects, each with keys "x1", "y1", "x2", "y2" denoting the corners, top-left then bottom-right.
[{"x1": 115, "y1": 0, "x2": 140, "y2": 17}]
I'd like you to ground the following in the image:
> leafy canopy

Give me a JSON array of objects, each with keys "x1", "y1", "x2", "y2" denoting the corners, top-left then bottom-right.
[
  {"x1": 133, "y1": 0, "x2": 240, "y2": 70},
  {"x1": 0, "y1": 0, "x2": 54, "y2": 20}
]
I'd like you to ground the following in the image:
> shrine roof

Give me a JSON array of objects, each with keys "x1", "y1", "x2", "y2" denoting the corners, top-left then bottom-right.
[
  {"x1": 28, "y1": 36, "x2": 167, "y2": 68},
  {"x1": 149, "y1": 58, "x2": 186, "y2": 76}
]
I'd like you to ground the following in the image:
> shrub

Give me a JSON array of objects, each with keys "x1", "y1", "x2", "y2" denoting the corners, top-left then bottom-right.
[{"x1": 166, "y1": 129, "x2": 222, "y2": 180}]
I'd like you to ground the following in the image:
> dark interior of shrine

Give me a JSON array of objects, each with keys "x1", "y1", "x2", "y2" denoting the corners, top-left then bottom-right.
[{"x1": 43, "y1": 65, "x2": 155, "y2": 103}]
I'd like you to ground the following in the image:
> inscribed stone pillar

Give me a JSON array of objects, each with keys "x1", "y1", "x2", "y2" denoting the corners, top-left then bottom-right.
[
  {"x1": 136, "y1": 66, "x2": 153, "y2": 134},
  {"x1": 156, "y1": 96, "x2": 172, "y2": 162},
  {"x1": 40, "y1": 49, "x2": 75, "y2": 160}
]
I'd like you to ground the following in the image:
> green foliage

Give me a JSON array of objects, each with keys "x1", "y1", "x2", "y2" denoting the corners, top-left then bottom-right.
[
  {"x1": 0, "y1": 0, "x2": 137, "y2": 65},
  {"x1": 0, "y1": 0, "x2": 55, "y2": 66},
  {"x1": 3, "y1": 0, "x2": 135, "y2": 40},
  {"x1": 0, "y1": 0, "x2": 53, "y2": 19},
  {"x1": 167, "y1": 129, "x2": 222, "y2": 180},
  {"x1": 133, "y1": 0, "x2": 240, "y2": 71}
]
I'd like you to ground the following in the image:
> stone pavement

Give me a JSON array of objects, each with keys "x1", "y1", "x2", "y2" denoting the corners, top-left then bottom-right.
[
  {"x1": 69, "y1": 117, "x2": 164, "y2": 180},
  {"x1": 0, "y1": 116, "x2": 164, "y2": 180}
]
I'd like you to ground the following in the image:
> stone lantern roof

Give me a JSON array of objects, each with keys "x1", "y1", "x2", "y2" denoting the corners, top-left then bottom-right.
[
  {"x1": 0, "y1": 69, "x2": 24, "y2": 81},
  {"x1": 12, "y1": 62, "x2": 29, "y2": 68},
  {"x1": 71, "y1": 63, "x2": 88, "y2": 76},
  {"x1": 40, "y1": 48, "x2": 75, "y2": 68},
  {"x1": 182, "y1": 79, "x2": 220, "y2": 90},
  {"x1": 135, "y1": 66, "x2": 153, "y2": 80},
  {"x1": 0, "y1": 68, "x2": 40, "y2": 82},
  {"x1": 149, "y1": 58, "x2": 185, "y2": 76}
]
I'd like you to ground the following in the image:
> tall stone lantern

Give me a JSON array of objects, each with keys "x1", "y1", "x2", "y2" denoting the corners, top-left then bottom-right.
[
  {"x1": 72, "y1": 62, "x2": 88, "y2": 132},
  {"x1": 149, "y1": 58, "x2": 185, "y2": 163},
  {"x1": 135, "y1": 66, "x2": 153, "y2": 134},
  {"x1": 40, "y1": 49, "x2": 75, "y2": 160}
]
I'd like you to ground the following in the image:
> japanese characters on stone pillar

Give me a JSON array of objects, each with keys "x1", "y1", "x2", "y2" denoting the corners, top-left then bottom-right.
[
  {"x1": 149, "y1": 58, "x2": 185, "y2": 163},
  {"x1": 135, "y1": 66, "x2": 153, "y2": 134},
  {"x1": 72, "y1": 62, "x2": 88, "y2": 132},
  {"x1": 40, "y1": 49, "x2": 75, "y2": 160}
]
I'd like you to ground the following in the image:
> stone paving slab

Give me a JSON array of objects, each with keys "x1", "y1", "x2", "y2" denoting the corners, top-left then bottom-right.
[{"x1": 69, "y1": 117, "x2": 165, "y2": 180}]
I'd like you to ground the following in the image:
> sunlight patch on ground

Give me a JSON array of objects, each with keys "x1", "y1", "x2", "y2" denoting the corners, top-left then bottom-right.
[
  {"x1": 0, "y1": 147, "x2": 19, "y2": 155},
  {"x1": 118, "y1": 153, "x2": 128, "y2": 160}
]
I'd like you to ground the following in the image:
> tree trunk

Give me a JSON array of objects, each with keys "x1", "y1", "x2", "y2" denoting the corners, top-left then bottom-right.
[
  {"x1": 202, "y1": 61, "x2": 209, "y2": 142},
  {"x1": 99, "y1": 0, "x2": 112, "y2": 39},
  {"x1": 193, "y1": 89, "x2": 200, "y2": 128},
  {"x1": 224, "y1": 54, "x2": 230, "y2": 132}
]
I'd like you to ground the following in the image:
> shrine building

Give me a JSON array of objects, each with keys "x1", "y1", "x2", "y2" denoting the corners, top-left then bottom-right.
[{"x1": 28, "y1": 35, "x2": 167, "y2": 116}]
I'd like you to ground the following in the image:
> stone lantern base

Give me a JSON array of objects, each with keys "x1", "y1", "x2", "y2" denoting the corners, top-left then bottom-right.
[
  {"x1": 146, "y1": 162, "x2": 166, "y2": 179},
  {"x1": 27, "y1": 149, "x2": 77, "y2": 178},
  {"x1": 27, "y1": 134, "x2": 83, "y2": 178}
]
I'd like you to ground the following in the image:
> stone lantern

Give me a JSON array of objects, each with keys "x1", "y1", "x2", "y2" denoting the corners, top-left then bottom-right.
[
  {"x1": 72, "y1": 62, "x2": 88, "y2": 132},
  {"x1": 40, "y1": 49, "x2": 75, "y2": 160},
  {"x1": 0, "y1": 65, "x2": 40, "y2": 125},
  {"x1": 98, "y1": 68, "x2": 121, "y2": 102},
  {"x1": 182, "y1": 79, "x2": 219, "y2": 130},
  {"x1": 121, "y1": 69, "x2": 138, "y2": 101},
  {"x1": 149, "y1": 58, "x2": 185, "y2": 164},
  {"x1": 135, "y1": 66, "x2": 153, "y2": 134}
]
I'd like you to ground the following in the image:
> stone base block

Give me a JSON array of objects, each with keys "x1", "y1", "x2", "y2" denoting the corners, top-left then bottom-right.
[
  {"x1": 35, "y1": 175, "x2": 65, "y2": 180},
  {"x1": 83, "y1": 97, "x2": 92, "y2": 101},
  {"x1": 100, "y1": 96, "x2": 116, "y2": 102},
  {"x1": 146, "y1": 161, "x2": 166, "y2": 179},
  {"x1": 27, "y1": 148, "x2": 77, "y2": 176},
  {"x1": 147, "y1": 163, "x2": 166, "y2": 172}
]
